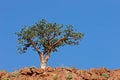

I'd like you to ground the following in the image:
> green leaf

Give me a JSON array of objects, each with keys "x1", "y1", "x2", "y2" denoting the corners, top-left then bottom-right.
[{"x1": 15, "y1": 19, "x2": 84, "y2": 55}]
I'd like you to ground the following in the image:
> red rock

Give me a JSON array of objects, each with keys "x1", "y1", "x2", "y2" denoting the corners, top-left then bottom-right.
[
  {"x1": 89, "y1": 68, "x2": 109, "y2": 75},
  {"x1": 32, "y1": 68, "x2": 44, "y2": 74},
  {"x1": 0, "y1": 70, "x2": 6, "y2": 78},
  {"x1": 108, "y1": 70, "x2": 120, "y2": 80},
  {"x1": 2, "y1": 67, "x2": 120, "y2": 80},
  {"x1": 46, "y1": 67, "x2": 54, "y2": 72},
  {"x1": 19, "y1": 68, "x2": 32, "y2": 75}
]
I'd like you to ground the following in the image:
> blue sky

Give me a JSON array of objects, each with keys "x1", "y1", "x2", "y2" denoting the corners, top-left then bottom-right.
[{"x1": 0, "y1": 0, "x2": 120, "y2": 72}]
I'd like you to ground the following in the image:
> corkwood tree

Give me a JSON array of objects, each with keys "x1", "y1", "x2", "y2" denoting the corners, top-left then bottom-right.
[{"x1": 15, "y1": 19, "x2": 84, "y2": 69}]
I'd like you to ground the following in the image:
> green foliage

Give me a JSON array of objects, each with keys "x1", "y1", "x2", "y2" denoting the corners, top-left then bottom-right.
[
  {"x1": 53, "y1": 74, "x2": 58, "y2": 80},
  {"x1": 4, "y1": 78, "x2": 9, "y2": 80},
  {"x1": 15, "y1": 19, "x2": 84, "y2": 55},
  {"x1": 101, "y1": 73, "x2": 109, "y2": 78},
  {"x1": 66, "y1": 74, "x2": 72, "y2": 80},
  {"x1": 10, "y1": 70, "x2": 20, "y2": 77}
]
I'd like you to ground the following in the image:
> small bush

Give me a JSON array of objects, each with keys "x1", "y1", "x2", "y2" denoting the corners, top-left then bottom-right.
[
  {"x1": 101, "y1": 73, "x2": 109, "y2": 78},
  {"x1": 53, "y1": 74, "x2": 58, "y2": 80},
  {"x1": 66, "y1": 74, "x2": 72, "y2": 80},
  {"x1": 12, "y1": 70, "x2": 20, "y2": 77},
  {"x1": 4, "y1": 78, "x2": 9, "y2": 80}
]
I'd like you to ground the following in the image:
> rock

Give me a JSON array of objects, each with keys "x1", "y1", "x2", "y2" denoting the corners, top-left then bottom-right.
[
  {"x1": 46, "y1": 67, "x2": 54, "y2": 72},
  {"x1": 19, "y1": 68, "x2": 32, "y2": 75},
  {"x1": 108, "y1": 70, "x2": 120, "y2": 80},
  {"x1": 1, "y1": 73, "x2": 11, "y2": 79},
  {"x1": 2, "y1": 67, "x2": 120, "y2": 79},
  {"x1": 71, "y1": 68, "x2": 77, "y2": 73},
  {"x1": 89, "y1": 68, "x2": 109, "y2": 75},
  {"x1": 0, "y1": 70, "x2": 6, "y2": 78},
  {"x1": 32, "y1": 68, "x2": 44, "y2": 74}
]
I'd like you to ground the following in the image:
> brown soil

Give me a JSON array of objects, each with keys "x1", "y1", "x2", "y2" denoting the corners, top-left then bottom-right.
[{"x1": 0, "y1": 67, "x2": 120, "y2": 80}]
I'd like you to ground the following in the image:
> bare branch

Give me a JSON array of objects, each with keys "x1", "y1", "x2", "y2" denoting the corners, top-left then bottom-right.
[
  {"x1": 49, "y1": 37, "x2": 67, "y2": 51},
  {"x1": 29, "y1": 39, "x2": 42, "y2": 54},
  {"x1": 50, "y1": 32, "x2": 57, "y2": 40},
  {"x1": 45, "y1": 52, "x2": 50, "y2": 63}
]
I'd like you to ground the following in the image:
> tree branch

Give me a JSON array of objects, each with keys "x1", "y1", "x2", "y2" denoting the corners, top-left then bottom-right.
[
  {"x1": 29, "y1": 39, "x2": 42, "y2": 54},
  {"x1": 49, "y1": 37, "x2": 67, "y2": 51},
  {"x1": 45, "y1": 52, "x2": 50, "y2": 63},
  {"x1": 50, "y1": 32, "x2": 57, "y2": 40}
]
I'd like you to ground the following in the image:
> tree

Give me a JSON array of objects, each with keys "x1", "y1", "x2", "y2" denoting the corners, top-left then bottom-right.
[{"x1": 15, "y1": 19, "x2": 84, "y2": 69}]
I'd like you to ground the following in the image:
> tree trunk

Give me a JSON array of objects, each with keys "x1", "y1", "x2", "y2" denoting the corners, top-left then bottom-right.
[
  {"x1": 39, "y1": 52, "x2": 50, "y2": 69},
  {"x1": 39, "y1": 53, "x2": 46, "y2": 69},
  {"x1": 40, "y1": 58, "x2": 46, "y2": 69}
]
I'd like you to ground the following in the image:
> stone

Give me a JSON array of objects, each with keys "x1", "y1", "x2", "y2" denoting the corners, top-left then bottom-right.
[
  {"x1": 19, "y1": 68, "x2": 32, "y2": 75},
  {"x1": 0, "y1": 70, "x2": 6, "y2": 78},
  {"x1": 32, "y1": 68, "x2": 44, "y2": 74}
]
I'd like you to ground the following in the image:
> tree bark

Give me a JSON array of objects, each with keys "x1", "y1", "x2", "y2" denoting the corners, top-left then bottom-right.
[
  {"x1": 39, "y1": 52, "x2": 50, "y2": 69},
  {"x1": 29, "y1": 39, "x2": 47, "y2": 69},
  {"x1": 40, "y1": 57, "x2": 46, "y2": 69}
]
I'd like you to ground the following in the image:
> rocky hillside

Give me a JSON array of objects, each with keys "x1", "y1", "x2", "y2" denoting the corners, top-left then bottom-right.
[{"x1": 0, "y1": 67, "x2": 120, "y2": 80}]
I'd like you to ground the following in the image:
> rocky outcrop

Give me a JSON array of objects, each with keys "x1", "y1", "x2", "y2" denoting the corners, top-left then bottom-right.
[
  {"x1": 0, "y1": 70, "x2": 6, "y2": 78},
  {"x1": 0, "y1": 67, "x2": 120, "y2": 80}
]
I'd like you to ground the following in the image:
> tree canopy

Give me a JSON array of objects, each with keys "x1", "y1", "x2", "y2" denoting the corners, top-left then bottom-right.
[
  {"x1": 16, "y1": 19, "x2": 83, "y2": 54},
  {"x1": 15, "y1": 19, "x2": 84, "y2": 68}
]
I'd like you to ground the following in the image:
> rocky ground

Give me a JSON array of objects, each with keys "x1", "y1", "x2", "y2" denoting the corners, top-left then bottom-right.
[{"x1": 0, "y1": 67, "x2": 120, "y2": 80}]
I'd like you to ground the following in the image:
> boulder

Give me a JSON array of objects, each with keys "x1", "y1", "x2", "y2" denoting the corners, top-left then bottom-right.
[{"x1": 0, "y1": 70, "x2": 6, "y2": 78}]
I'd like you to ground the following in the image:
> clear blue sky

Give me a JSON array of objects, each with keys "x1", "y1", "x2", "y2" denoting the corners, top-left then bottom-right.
[{"x1": 0, "y1": 0, "x2": 120, "y2": 72}]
